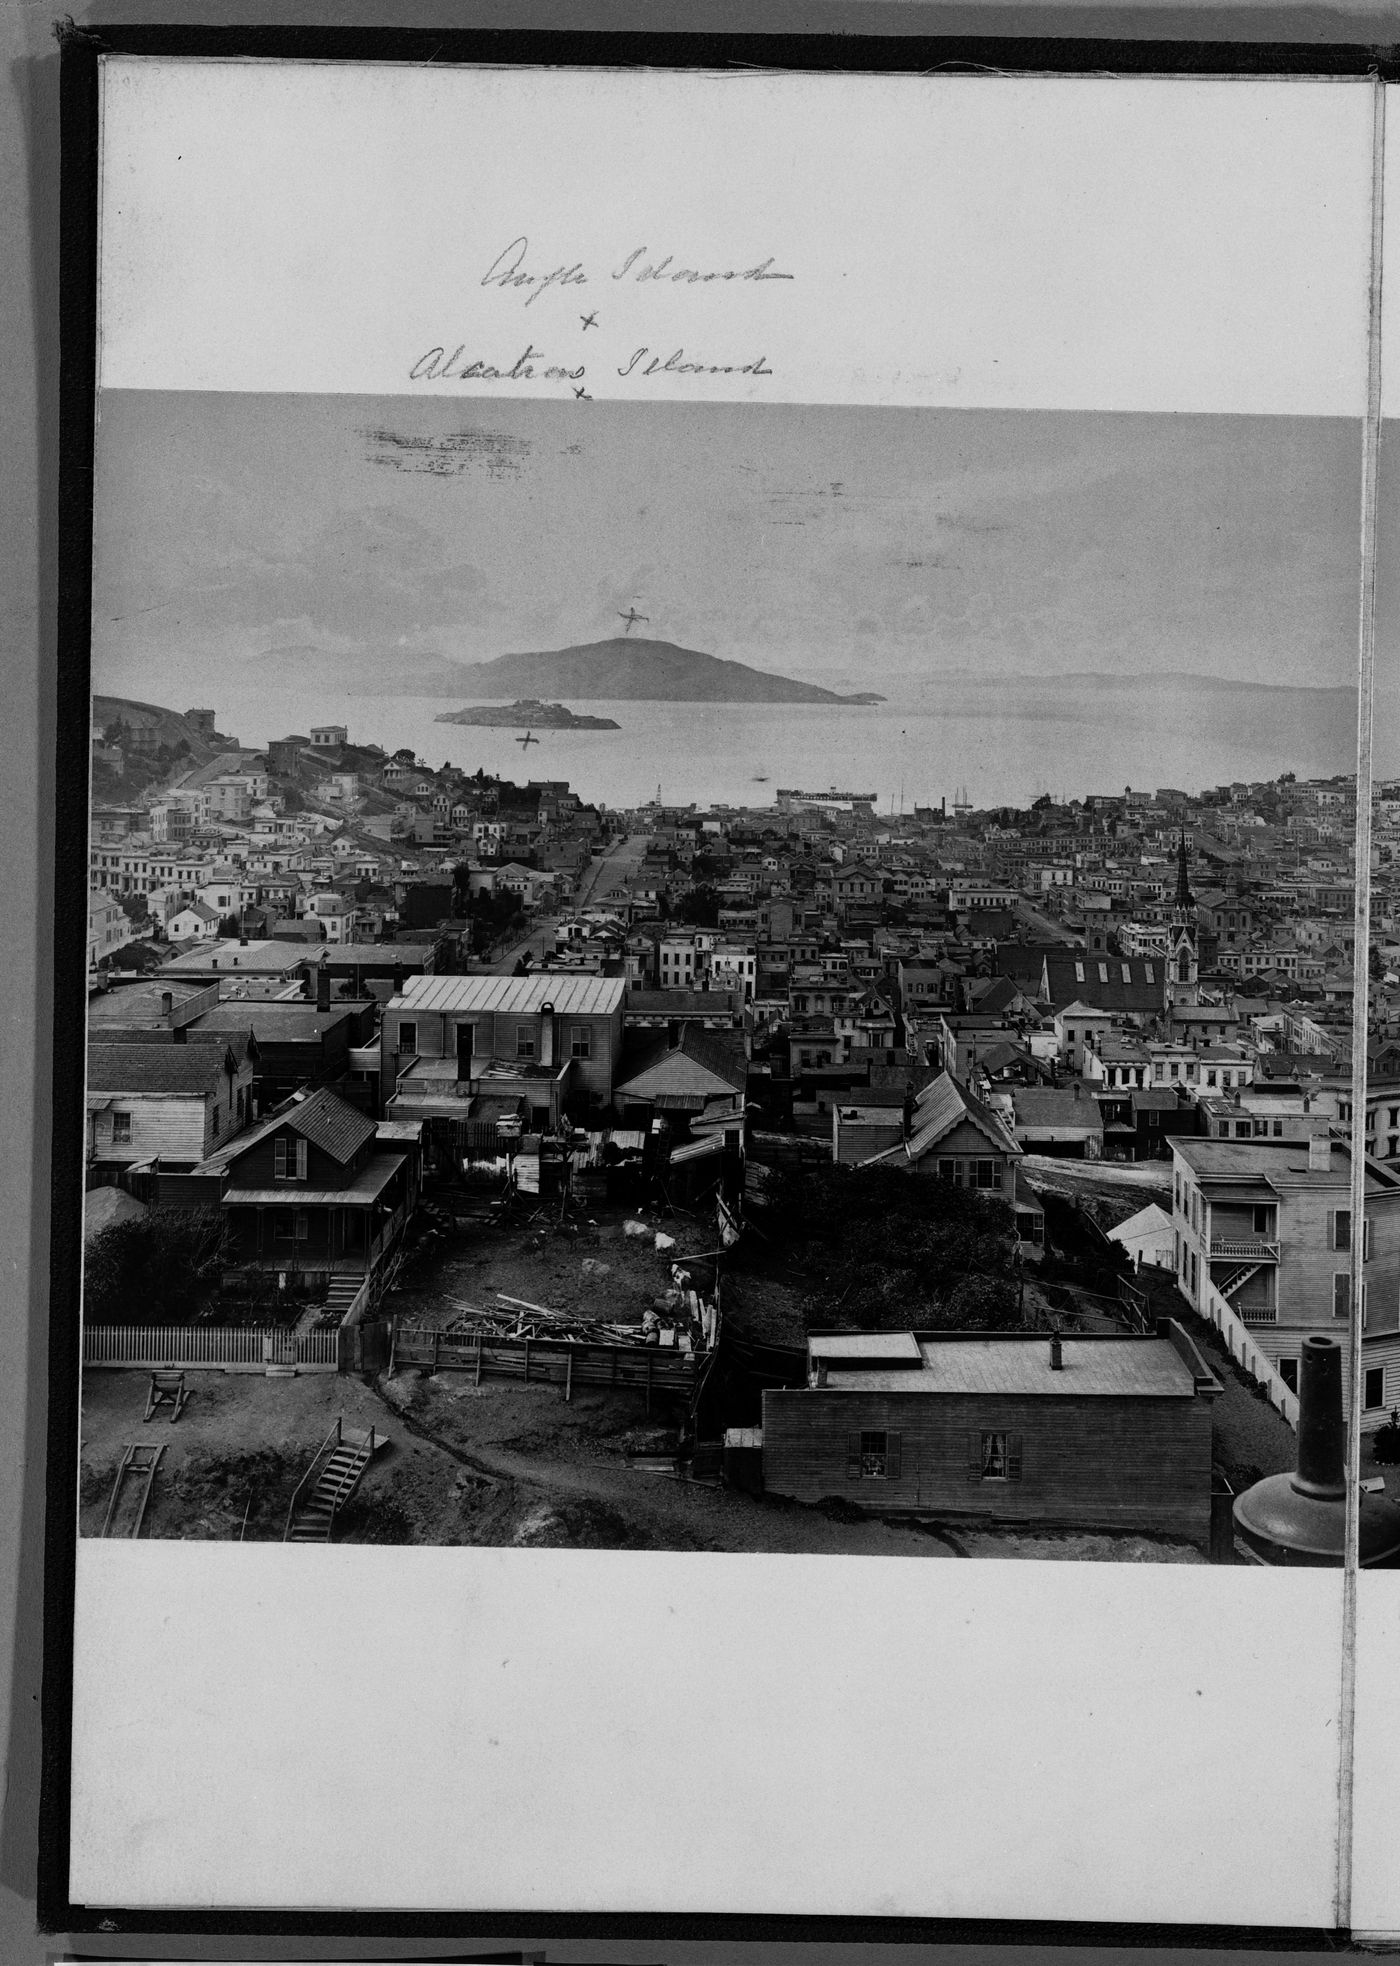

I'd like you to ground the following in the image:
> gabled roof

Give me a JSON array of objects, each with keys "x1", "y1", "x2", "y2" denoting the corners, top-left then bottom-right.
[
  {"x1": 87, "y1": 1038, "x2": 250, "y2": 1097},
  {"x1": 616, "y1": 1026, "x2": 748, "y2": 1102},
  {"x1": 218, "y1": 1085, "x2": 377, "y2": 1167},
  {"x1": 869, "y1": 1070, "x2": 1021, "y2": 1166}
]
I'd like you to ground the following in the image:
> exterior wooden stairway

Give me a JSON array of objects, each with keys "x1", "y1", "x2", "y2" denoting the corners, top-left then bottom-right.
[
  {"x1": 1217, "y1": 1262, "x2": 1265, "y2": 1303},
  {"x1": 283, "y1": 1418, "x2": 382, "y2": 1543},
  {"x1": 322, "y1": 1275, "x2": 367, "y2": 1322}
]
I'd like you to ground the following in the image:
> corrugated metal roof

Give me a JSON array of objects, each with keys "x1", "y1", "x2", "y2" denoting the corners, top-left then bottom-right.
[
  {"x1": 390, "y1": 974, "x2": 626, "y2": 1016},
  {"x1": 282, "y1": 1086, "x2": 379, "y2": 1163}
]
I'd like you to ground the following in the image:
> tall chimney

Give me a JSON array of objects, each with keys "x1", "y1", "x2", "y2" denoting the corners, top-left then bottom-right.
[
  {"x1": 539, "y1": 1000, "x2": 556, "y2": 1068},
  {"x1": 1233, "y1": 1334, "x2": 1400, "y2": 1566},
  {"x1": 1308, "y1": 1133, "x2": 1332, "y2": 1172},
  {"x1": 316, "y1": 963, "x2": 330, "y2": 1013},
  {"x1": 1049, "y1": 1333, "x2": 1063, "y2": 1371}
]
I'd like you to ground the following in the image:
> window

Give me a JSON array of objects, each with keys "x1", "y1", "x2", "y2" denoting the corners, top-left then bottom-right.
[
  {"x1": 973, "y1": 1158, "x2": 1003, "y2": 1191},
  {"x1": 1366, "y1": 1367, "x2": 1386, "y2": 1411},
  {"x1": 1145, "y1": 964, "x2": 1156, "y2": 984},
  {"x1": 974, "y1": 1431, "x2": 1023, "y2": 1481},
  {"x1": 274, "y1": 1136, "x2": 308, "y2": 1182},
  {"x1": 1332, "y1": 1211, "x2": 1372, "y2": 1257},
  {"x1": 1098, "y1": 963, "x2": 1109, "y2": 984},
  {"x1": 1235, "y1": 1121, "x2": 1250, "y2": 1139},
  {"x1": 1333, "y1": 1273, "x2": 1370, "y2": 1319},
  {"x1": 110, "y1": 1111, "x2": 132, "y2": 1144},
  {"x1": 1121, "y1": 963, "x2": 1131, "y2": 983},
  {"x1": 211, "y1": 1108, "x2": 220, "y2": 1138},
  {"x1": 516, "y1": 1025, "x2": 537, "y2": 1060},
  {"x1": 570, "y1": 1026, "x2": 592, "y2": 1061},
  {"x1": 397, "y1": 1019, "x2": 417, "y2": 1054},
  {"x1": 1170, "y1": 1063, "x2": 1179, "y2": 1081},
  {"x1": 847, "y1": 1429, "x2": 901, "y2": 1480},
  {"x1": 1274, "y1": 1120, "x2": 1284, "y2": 1138},
  {"x1": 1074, "y1": 962, "x2": 1085, "y2": 983},
  {"x1": 1279, "y1": 1358, "x2": 1299, "y2": 1395}
]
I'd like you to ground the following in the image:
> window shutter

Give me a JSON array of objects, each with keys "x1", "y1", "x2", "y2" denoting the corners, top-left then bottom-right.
[
  {"x1": 1334, "y1": 1272, "x2": 1350, "y2": 1317},
  {"x1": 846, "y1": 1433, "x2": 862, "y2": 1480},
  {"x1": 1007, "y1": 1435, "x2": 1024, "y2": 1481},
  {"x1": 296, "y1": 1137, "x2": 308, "y2": 1179},
  {"x1": 968, "y1": 1433, "x2": 983, "y2": 1482},
  {"x1": 885, "y1": 1433, "x2": 902, "y2": 1482},
  {"x1": 1364, "y1": 1218, "x2": 1373, "y2": 1260},
  {"x1": 274, "y1": 1137, "x2": 287, "y2": 1179}
]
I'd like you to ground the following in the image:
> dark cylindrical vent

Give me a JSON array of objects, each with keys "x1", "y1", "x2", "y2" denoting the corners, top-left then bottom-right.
[
  {"x1": 1294, "y1": 1335, "x2": 1346, "y2": 1501},
  {"x1": 1049, "y1": 1333, "x2": 1063, "y2": 1371}
]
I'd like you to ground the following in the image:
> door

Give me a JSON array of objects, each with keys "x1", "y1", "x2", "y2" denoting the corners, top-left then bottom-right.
[{"x1": 456, "y1": 1022, "x2": 475, "y2": 1078}]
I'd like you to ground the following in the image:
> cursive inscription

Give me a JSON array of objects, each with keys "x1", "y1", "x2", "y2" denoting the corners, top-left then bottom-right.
[
  {"x1": 612, "y1": 247, "x2": 793, "y2": 285},
  {"x1": 481, "y1": 237, "x2": 589, "y2": 307},
  {"x1": 479, "y1": 236, "x2": 795, "y2": 303},
  {"x1": 410, "y1": 343, "x2": 584, "y2": 383},
  {"x1": 617, "y1": 346, "x2": 773, "y2": 378}
]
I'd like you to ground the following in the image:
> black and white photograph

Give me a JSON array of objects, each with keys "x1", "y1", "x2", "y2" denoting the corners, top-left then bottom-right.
[{"x1": 79, "y1": 388, "x2": 1400, "y2": 1565}]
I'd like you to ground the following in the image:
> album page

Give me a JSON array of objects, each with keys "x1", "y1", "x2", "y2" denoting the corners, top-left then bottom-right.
[{"x1": 62, "y1": 51, "x2": 1400, "y2": 1930}]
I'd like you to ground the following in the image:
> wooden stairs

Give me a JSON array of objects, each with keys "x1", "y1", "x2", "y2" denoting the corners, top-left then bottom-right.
[
  {"x1": 283, "y1": 1418, "x2": 383, "y2": 1543},
  {"x1": 322, "y1": 1275, "x2": 366, "y2": 1322}
]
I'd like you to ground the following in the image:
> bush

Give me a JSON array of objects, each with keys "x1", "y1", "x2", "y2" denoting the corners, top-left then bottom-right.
[
  {"x1": 84, "y1": 1206, "x2": 231, "y2": 1324},
  {"x1": 1374, "y1": 1409, "x2": 1400, "y2": 1465}
]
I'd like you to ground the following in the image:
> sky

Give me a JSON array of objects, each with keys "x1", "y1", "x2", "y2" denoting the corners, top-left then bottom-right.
[{"x1": 90, "y1": 392, "x2": 1370, "y2": 703}]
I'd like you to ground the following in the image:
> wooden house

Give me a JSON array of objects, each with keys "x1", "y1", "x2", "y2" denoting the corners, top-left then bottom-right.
[
  {"x1": 86, "y1": 1036, "x2": 256, "y2": 1181},
  {"x1": 162, "y1": 1086, "x2": 418, "y2": 1283},
  {"x1": 761, "y1": 1324, "x2": 1222, "y2": 1541}
]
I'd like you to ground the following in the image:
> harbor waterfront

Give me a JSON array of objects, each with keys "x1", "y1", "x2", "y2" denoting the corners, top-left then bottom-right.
[{"x1": 174, "y1": 674, "x2": 1381, "y2": 819}]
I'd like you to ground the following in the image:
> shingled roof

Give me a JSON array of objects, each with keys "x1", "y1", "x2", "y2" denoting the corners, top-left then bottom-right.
[{"x1": 87, "y1": 1037, "x2": 251, "y2": 1098}]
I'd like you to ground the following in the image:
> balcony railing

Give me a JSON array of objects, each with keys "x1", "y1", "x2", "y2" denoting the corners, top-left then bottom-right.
[
  {"x1": 1209, "y1": 1237, "x2": 1280, "y2": 1262},
  {"x1": 1236, "y1": 1306, "x2": 1279, "y2": 1327}
]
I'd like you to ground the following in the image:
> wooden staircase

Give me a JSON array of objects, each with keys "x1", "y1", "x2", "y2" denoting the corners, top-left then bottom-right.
[
  {"x1": 322, "y1": 1275, "x2": 366, "y2": 1323},
  {"x1": 283, "y1": 1418, "x2": 382, "y2": 1543}
]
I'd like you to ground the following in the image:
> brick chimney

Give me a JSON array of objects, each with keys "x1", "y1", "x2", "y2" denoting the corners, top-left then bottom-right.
[{"x1": 1308, "y1": 1133, "x2": 1332, "y2": 1173}]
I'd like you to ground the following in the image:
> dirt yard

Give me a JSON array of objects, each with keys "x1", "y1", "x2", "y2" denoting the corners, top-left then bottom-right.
[
  {"x1": 80, "y1": 1364, "x2": 962, "y2": 1555},
  {"x1": 386, "y1": 1202, "x2": 714, "y2": 1334},
  {"x1": 75, "y1": 1204, "x2": 1213, "y2": 1562}
]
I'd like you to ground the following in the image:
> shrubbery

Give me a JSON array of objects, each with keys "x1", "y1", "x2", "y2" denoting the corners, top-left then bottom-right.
[
  {"x1": 1374, "y1": 1409, "x2": 1400, "y2": 1465},
  {"x1": 763, "y1": 1164, "x2": 1021, "y2": 1332},
  {"x1": 84, "y1": 1206, "x2": 231, "y2": 1325}
]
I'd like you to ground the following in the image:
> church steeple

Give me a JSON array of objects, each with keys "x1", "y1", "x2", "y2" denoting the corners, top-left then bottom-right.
[
  {"x1": 1174, "y1": 832, "x2": 1194, "y2": 913},
  {"x1": 1166, "y1": 832, "x2": 1199, "y2": 1008}
]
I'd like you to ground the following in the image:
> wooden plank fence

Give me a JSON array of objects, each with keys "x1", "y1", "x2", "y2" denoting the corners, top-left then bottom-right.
[
  {"x1": 83, "y1": 1325, "x2": 341, "y2": 1373},
  {"x1": 390, "y1": 1321, "x2": 705, "y2": 1399},
  {"x1": 1198, "y1": 1279, "x2": 1300, "y2": 1431}
]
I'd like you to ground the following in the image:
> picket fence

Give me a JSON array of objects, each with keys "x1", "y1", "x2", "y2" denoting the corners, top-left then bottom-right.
[
  {"x1": 1198, "y1": 1280, "x2": 1300, "y2": 1431},
  {"x1": 83, "y1": 1324, "x2": 341, "y2": 1373}
]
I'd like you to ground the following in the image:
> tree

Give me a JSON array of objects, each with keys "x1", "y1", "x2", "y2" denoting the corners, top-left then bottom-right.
[
  {"x1": 762, "y1": 1163, "x2": 1019, "y2": 1334},
  {"x1": 675, "y1": 884, "x2": 720, "y2": 929},
  {"x1": 84, "y1": 1207, "x2": 232, "y2": 1325}
]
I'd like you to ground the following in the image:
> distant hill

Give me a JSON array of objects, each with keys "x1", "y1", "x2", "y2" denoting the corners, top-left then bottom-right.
[
  {"x1": 457, "y1": 637, "x2": 886, "y2": 704},
  {"x1": 245, "y1": 645, "x2": 476, "y2": 697}
]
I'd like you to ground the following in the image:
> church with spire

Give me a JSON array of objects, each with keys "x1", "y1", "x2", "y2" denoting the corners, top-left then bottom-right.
[{"x1": 1165, "y1": 833, "x2": 1199, "y2": 1008}]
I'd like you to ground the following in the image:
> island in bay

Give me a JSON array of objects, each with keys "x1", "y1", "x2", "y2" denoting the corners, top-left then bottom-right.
[
  {"x1": 434, "y1": 698, "x2": 621, "y2": 730},
  {"x1": 442, "y1": 636, "x2": 887, "y2": 705},
  {"x1": 249, "y1": 634, "x2": 887, "y2": 704}
]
